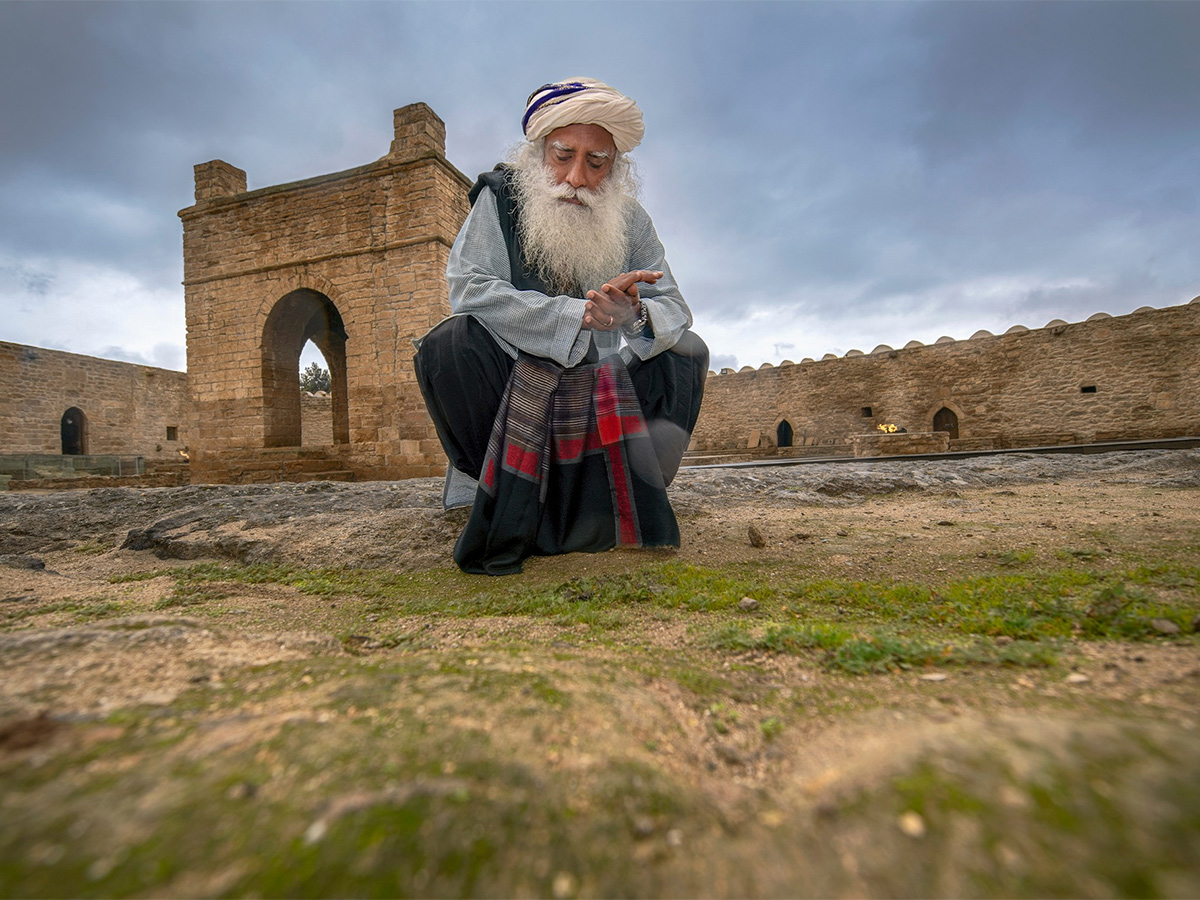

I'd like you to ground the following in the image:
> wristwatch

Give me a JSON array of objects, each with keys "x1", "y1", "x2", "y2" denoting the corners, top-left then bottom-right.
[{"x1": 624, "y1": 301, "x2": 650, "y2": 336}]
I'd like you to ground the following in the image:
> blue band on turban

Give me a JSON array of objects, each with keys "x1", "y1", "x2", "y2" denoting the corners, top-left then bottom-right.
[{"x1": 521, "y1": 82, "x2": 591, "y2": 135}]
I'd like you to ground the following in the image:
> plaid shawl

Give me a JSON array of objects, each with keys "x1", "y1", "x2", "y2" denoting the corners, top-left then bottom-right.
[{"x1": 454, "y1": 354, "x2": 680, "y2": 575}]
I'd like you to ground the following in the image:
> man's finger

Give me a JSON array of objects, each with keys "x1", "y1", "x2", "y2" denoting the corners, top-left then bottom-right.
[{"x1": 607, "y1": 270, "x2": 663, "y2": 293}]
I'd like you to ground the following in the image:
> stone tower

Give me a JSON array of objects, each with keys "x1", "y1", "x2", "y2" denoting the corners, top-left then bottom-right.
[{"x1": 179, "y1": 103, "x2": 470, "y2": 483}]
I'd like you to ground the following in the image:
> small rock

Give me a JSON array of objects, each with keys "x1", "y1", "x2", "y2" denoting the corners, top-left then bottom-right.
[
  {"x1": 1065, "y1": 673, "x2": 1090, "y2": 684},
  {"x1": 918, "y1": 672, "x2": 948, "y2": 682},
  {"x1": 936, "y1": 520, "x2": 955, "y2": 527},
  {"x1": 1151, "y1": 618, "x2": 1181, "y2": 635},
  {"x1": 665, "y1": 828, "x2": 684, "y2": 847},
  {"x1": 0, "y1": 555, "x2": 45, "y2": 570},
  {"x1": 552, "y1": 872, "x2": 577, "y2": 899},
  {"x1": 747, "y1": 525, "x2": 767, "y2": 548},
  {"x1": 738, "y1": 597, "x2": 759, "y2": 612},
  {"x1": 814, "y1": 799, "x2": 839, "y2": 820},
  {"x1": 715, "y1": 743, "x2": 751, "y2": 766},
  {"x1": 836, "y1": 529, "x2": 849, "y2": 537},
  {"x1": 226, "y1": 781, "x2": 257, "y2": 800},
  {"x1": 898, "y1": 810, "x2": 926, "y2": 838},
  {"x1": 757, "y1": 809, "x2": 785, "y2": 828}
]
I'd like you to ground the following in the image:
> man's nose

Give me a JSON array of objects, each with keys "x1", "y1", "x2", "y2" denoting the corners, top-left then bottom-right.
[{"x1": 565, "y1": 157, "x2": 589, "y2": 188}]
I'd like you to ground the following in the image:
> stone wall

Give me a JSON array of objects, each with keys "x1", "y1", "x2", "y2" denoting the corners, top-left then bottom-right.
[
  {"x1": 0, "y1": 341, "x2": 189, "y2": 459},
  {"x1": 301, "y1": 393, "x2": 333, "y2": 446},
  {"x1": 180, "y1": 103, "x2": 470, "y2": 484},
  {"x1": 691, "y1": 299, "x2": 1200, "y2": 454}
]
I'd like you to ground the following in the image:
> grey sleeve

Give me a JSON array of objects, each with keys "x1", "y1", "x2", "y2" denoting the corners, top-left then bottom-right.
[{"x1": 621, "y1": 204, "x2": 695, "y2": 361}]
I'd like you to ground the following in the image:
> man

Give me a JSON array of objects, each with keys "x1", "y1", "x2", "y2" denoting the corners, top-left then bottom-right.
[{"x1": 414, "y1": 78, "x2": 708, "y2": 574}]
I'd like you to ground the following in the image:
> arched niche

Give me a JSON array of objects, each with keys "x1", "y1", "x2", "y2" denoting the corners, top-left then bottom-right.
[
  {"x1": 932, "y1": 406, "x2": 959, "y2": 440},
  {"x1": 262, "y1": 289, "x2": 349, "y2": 448},
  {"x1": 776, "y1": 419, "x2": 794, "y2": 448},
  {"x1": 61, "y1": 406, "x2": 87, "y2": 455}
]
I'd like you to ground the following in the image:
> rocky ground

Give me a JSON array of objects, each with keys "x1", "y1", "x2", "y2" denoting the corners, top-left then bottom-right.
[{"x1": 1, "y1": 450, "x2": 1199, "y2": 897}]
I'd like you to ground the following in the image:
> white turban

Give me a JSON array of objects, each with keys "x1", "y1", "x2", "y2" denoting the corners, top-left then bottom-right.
[{"x1": 522, "y1": 78, "x2": 644, "y2": 153}]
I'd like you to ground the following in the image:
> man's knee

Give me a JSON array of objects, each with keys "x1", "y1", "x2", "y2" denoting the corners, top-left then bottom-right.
[
  {"x1": 671, "y1": 330, "x2": 709, "y2": 369},
  {"x1": 417, "y1": 315, "x2": 480, "y2": 367},
  {"x1": 416, "y1": 315, "x2": 510, "y2": 384}
]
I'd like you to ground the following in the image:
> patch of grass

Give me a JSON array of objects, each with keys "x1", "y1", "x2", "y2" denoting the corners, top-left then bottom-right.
[
  {"x1": 670, "y1": 665, "x2": 732, "y2": 699},
  {"x1": 72, "y1": 541, "x2": 113, "y2": 555},
  {"x1": 1, "y1": 596, "x2": 127, "y2": 624},
  {"x1": 985, "y1": 548, "x2": 1038, "y2": 567},
  {"x1": 132, "y1": 558, "x2": 1198, "y2": 655},
  {"x1": 130, "y1": 561, "x2": 779, "y2": 624},
  {"x1": 759, "y1": 716, "x2": 784, "y2": 742},
  {"x1": 780, "y1": 563, "x2": 1199, "y2": 644},
  {"x1": 154, "y1": 582, "x2": 232, "y2": 610},
  {"x1": 703, "y1": 620, "x2": 1060, "y2": 674},
  {"x1": 108, "y1": 570, "x2": 163, "y2": 583}
]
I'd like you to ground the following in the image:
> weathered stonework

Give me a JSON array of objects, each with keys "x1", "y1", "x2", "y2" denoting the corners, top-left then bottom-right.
[
  {"x1": 691, "y1": 299, "x2": 1200, "y2": 457},
  {"x1": 0, "y1": 341, "x2": 188, "y2": 460},
  {"x1": 851, "y1": 431, "x2": 951, "y2": 458},
  {"x1": 301, "y1": 393, "x2": 333, "y2": 447},
  {"x1": 179, "y1": 103, "x2": 471, "y2": 484}
]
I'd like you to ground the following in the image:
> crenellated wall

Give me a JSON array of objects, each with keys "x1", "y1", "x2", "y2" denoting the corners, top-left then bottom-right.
[{"x1": 690, "y1": 299, "x2": 1200, "y2": 455}]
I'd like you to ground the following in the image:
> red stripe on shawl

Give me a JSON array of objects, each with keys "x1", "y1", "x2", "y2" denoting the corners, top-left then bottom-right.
[
  {"x1": 597, "y1": 365, "x2": 638, "y2": 544},
  {"x1": 595, "y1": 366, "x2": 622, "y2": 445},
  {"x1": 505, "y1": 443, "x2": 541, "y2": 477},
  {"x1": 555, "y1": 436, "x2": 585, "y2": 462},
  {"x1": 584, "y1": 416, "x2": 643, "y2": 451}
]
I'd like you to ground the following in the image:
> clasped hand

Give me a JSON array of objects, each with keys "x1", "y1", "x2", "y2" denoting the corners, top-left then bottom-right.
[{"x1": 582, "y1": 270, "x2": 662, "y2": 331}]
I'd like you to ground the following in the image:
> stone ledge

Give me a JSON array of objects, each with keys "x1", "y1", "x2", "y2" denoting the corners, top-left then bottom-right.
[{"x1": 851, "y1": 431, "x2": 950, "y2": 458}]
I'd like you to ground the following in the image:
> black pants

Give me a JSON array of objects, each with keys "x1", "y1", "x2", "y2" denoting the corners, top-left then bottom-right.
[{"x1": 414, "y1": 315, "x2": 709, "y2": 486}]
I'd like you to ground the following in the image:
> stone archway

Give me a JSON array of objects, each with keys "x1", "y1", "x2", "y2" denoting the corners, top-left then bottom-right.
[
  {"x1": 933, "y1": 406, "x2": 959, "y2": 440},
  {"x1": 261, "y1": 289, "x2": 349, "y2": 448},
  {"x1": 61, "y1": 406, "x2": 86, "y2": 455}
]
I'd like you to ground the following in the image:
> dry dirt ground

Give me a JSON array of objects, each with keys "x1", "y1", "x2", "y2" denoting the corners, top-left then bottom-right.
[{"x1": 1, "y1": 450, "x2": 1199, "y2": 898}]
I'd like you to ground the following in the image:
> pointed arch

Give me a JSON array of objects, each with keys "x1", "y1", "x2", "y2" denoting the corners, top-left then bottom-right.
[{"x1": 776, "y1": 419, "x2": 794, "y2": 448}]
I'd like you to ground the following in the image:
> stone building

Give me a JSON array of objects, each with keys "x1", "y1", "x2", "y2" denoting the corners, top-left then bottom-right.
[
  {"x1": 179, "y1": 103, "x2": 469, "y2": 484},
  {"x1": 0, "y1": 341, "x2": 188, "y2": 460},
  {"x1": 690, "y1": 298, "x2": 1200, "y2": 459}
]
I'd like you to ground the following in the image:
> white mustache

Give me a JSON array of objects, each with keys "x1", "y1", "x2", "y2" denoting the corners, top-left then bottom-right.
[{"x1": 548, "y1": 182, "x2": 597, "y2": 208}]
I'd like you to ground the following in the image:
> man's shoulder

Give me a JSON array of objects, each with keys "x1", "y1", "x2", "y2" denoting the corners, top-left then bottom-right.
[
  {"x1": 624, "y1": 197, "x2": 656, "y2": 235},
  {"x1": 468, "y1": 165, "x2": 512, "y2": 207}
]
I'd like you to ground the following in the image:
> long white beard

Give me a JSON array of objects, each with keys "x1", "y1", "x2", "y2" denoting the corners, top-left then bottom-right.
[{"x1": 510, "y1": 144, "x2": 635, "y2": 296}]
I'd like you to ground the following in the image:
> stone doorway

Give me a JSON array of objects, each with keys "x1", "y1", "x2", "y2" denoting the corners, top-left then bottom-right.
[
  {"x1": 776, "y1": 419, "x2": 794, "y2": 448},
  {"x1": 933, "y1": 407, "x2": 959, "y2": 440},
  {"x1": 61, "y1": 407, "x2": 86, "y2": 455},
  {"x1": 262, "y1": 289, "x2": 349, "y2": 448}
]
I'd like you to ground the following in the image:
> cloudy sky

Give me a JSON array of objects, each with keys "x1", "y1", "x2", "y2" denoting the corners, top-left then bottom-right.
[{"x1": 2, "y1": 1, "x2": 1198, "y2": 375}]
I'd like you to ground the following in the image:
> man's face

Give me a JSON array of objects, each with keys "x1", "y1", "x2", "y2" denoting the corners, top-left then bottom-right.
[{"x1": 542, "y1": 123, "x2": 616, "y2": 200}]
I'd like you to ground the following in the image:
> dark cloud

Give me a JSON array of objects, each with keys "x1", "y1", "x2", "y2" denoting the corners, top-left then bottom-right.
[{"x1": 0, "y1": 1, "x2": 1197, "y2": 368}]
